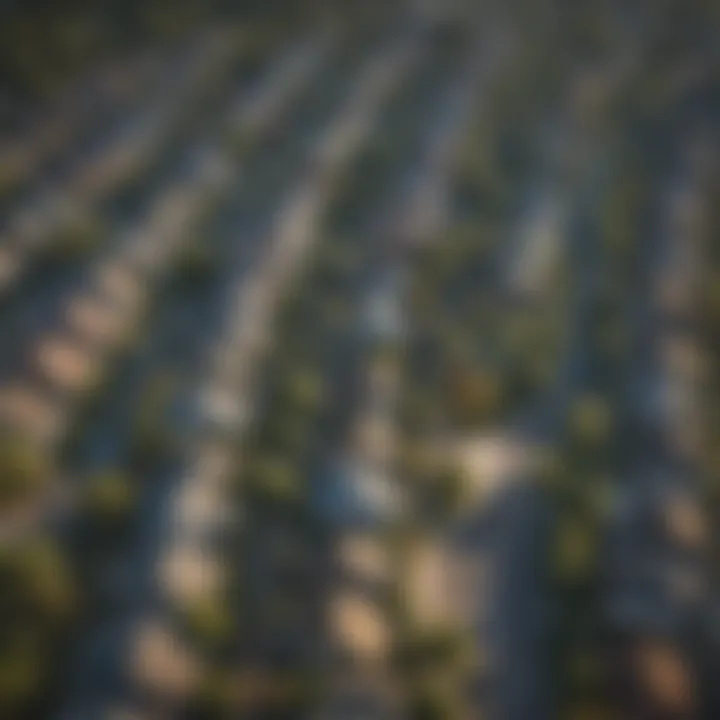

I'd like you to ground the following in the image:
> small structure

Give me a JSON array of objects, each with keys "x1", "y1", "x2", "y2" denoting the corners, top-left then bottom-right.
[
  {"x1": 633, "y1": 639, "x2": 696, "y2": 718},
  {"x1": 65, "y1": 294, "x2": 129, "y2": 351},
  {"x1": 0, "y1": 245, "x2": 21, "y2": 291},
  {"x1": 440, "y1": 432, "x2": 540, "y2": 513},
  {"x1": 34, "y1": 334, "x2": 101, "y2": 396},
  {"x1": 93, "y1": 261, "x2": 144, "y2": 317},
  {"x1": 0, "y1": 382, "x2": 62, "y2": 443},
  {"x1": 317, "y1": 455, "x2": 403, "y2": 531},
  {"x1": 130, "y1": 618, "x2": 201, "y2": 700},
  {"x1": 329, "y1": 587, "x2": 392, "y2": 664},
  {"x1": 160, "y1": 544, "x2": 223, "y2": 607},
  {"x1": 337, "y1": 534, "x2": 392, "y2": 588},
  {"x1": 361, "y1": 269, "x2": 404, "y2": 342}
]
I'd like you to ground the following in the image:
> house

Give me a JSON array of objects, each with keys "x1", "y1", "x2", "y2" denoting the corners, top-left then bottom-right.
[
  {"x1": 130, "y1": 618, "x2": 201, "y2": 700},
  {"x1": 65, "y1": 294, "x2": 129, "y2": 351},
  {"x1": 94, "y1": 261, "x2": 144, "y2": 313},
  {"x1": 316, "y1": 454, "x2": 404, "y2": 531},
  {"x1": 329, "y1": 587, "x2": 391, "y2": 665},
  {"x1": 0, "y1": 381, "x2": 62, "y2": 443},
  {"x1": 34, "y1": 334, "x2": 101, "y2": 396},
  {"x1": 160, "y1": 543, "x2": 223, "y2": 608}
]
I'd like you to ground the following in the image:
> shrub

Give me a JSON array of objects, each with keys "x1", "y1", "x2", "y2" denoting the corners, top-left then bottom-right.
[
  {"x1": 255, "y1": 408, "x2": 312, "y2": 459},
  {"x1": 130, "y1": 375, "x2": 177, "y2": 466},
  {"x1": 427, "y1": 463, "x2": 467, "y2": 521},
  {"x1": 393, "y1": 626, "x2": 469, "y2": 677},
  {"x1": 702, "y1": 272, "x2": 720, "y2": 323},
  {"x1": 0, "y1": 642, "x2": 46, "y2": 716},
  {"x1": 246, "y1": 457, "x2": 301, "y2": 507},
  {"x1": 277, "y1": 368, "x2": 326, "y2": 414},
  {"x1": 183, "y1": 596, "x2": 235, "y2": 654},
  {"x1": 186, "y1": 668, "x2": 238, "y2": 719},
  {"x1": 83, "y1": 471, "x2": 136, "y2": 526},
  {"x1": 0, "y1": 537, "x2": 76, "y2": 625},
  {"x1": 42, "y1": 214, "x2": 105, "y2": 266},
  {"x1": 223, "y1": 125, "x2": 251, "y2": 157},
  {"x1": 0, "y1": 435, "x2": 50, "y2": 510},
  {"x1": 445, "y1": 364, "x2": 506, "y2": 429},
  {"x1": 173, "y1": 244, "x2": 218, "y2": 287},
  {"x1": 567, "y1": 395, "x2": 612, "y2": 449},
  {"x1": 0, "y1": 537, "x2": 75, "y2": 716},
  {"x1": 553, "y1": 515, "x2": 598, "y2": 585},
  {"x1": 406, "y1": 684, "x2": 462, "y2": 720}
]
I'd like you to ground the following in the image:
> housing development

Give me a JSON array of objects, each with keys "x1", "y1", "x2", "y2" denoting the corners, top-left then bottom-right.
[{"x1": 0, "y1": 0, "x2": 718, "y2": 718}]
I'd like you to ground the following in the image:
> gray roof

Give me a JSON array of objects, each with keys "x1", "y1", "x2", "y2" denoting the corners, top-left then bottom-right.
[{"x1": 315, "y1": 455, "x2": 403, "y2": 529}]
